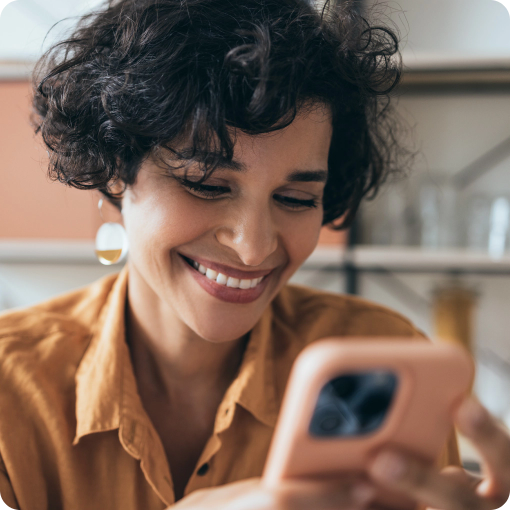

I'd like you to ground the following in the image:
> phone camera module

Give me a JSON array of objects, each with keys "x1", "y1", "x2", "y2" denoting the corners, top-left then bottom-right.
[{"x1": 309, "y1": 371, "x2": 398, "y2": 437}]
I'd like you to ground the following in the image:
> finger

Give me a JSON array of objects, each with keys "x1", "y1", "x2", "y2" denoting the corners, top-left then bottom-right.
[
  {"x1": 368, "y1": 450, "x2": 493, "y2": 510},
  {"x1": 455, "y1": 397, "x2": 510, "y2": 501},
  {"x1": 440, "y1": 466, "x2": 485, "y2": 492}
]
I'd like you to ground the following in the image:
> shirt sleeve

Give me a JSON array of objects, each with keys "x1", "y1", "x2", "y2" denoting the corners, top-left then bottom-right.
[{"x1": 0, "y1": 453, "x2": 19, "y2": 510}]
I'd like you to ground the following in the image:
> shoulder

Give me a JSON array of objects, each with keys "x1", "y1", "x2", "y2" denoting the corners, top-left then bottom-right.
[
  {"x1": 0, "y1": 271, "x2": 119, "y2": 385},
  {"x1": 272, "y1": 283, "x2": 425, "y2": 341},
  {"x1": 0, "y1": 271, "x2": 118, "y2": 339},
  {"x1": 267, "y1": 284, "x2": 427, "y2": 407}
]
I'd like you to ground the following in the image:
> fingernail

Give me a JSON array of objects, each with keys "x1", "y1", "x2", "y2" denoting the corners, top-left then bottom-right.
[
  {"x1": 371, "y1": 451, "x2": 407, "y2": 481},
  {"x1": 457, "y1": 397, "x2": 487, "y2": 432},
  {"x1": 351, "y1": 483, "x2": 376, "y2": 504}
]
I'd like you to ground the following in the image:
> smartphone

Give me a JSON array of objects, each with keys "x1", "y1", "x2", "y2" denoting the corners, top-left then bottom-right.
[{"x1": 262, "y1": 338, "x2": 474, "y2": 505}]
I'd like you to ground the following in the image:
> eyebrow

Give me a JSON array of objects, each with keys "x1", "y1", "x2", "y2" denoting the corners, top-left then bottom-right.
[
  {"x1": 286, "y1": 170, "x2": 328, "y2": 183},
  {"x1": 212, "y1": 157, "x2": 328, "y2": 183}
]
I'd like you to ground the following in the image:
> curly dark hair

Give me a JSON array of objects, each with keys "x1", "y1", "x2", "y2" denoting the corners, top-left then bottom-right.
[{"x1": 32, "y1": 0, "x2": 405, "y2": 228}]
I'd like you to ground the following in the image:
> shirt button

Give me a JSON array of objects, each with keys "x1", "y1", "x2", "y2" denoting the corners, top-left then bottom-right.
[{"x1": 197, "y1": 463, "x2": 209, "y2": 476}]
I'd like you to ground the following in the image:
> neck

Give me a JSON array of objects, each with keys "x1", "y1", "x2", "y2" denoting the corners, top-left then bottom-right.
[{"x1": 125, "y1": 266, "x2": 248, "y2": 402}]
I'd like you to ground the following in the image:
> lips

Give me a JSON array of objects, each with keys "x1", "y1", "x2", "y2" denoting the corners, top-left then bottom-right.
[
  {"x1": 181, "y1": 254, "x2": 273, "y2": 280},
  {"x1": 179, "y1": 253, "x2": 274, "y2": 304}
]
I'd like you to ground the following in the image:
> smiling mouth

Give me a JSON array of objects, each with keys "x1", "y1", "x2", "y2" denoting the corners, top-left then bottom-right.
[{"x1": 182, "y1": 255, "x2": 266, "y2": 289}]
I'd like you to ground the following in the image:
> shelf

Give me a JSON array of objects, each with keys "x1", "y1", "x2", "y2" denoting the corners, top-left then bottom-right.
[
  {"x1": 5, "y1": 56, "x2": 510, "y2": 84},
  {"x1": 304, "y1": 246, "x2": 510, "y2": 274},
  {"x1": 402, "y1": 53, "x2": 510, "y2": 72},
  {"x1": 0, "y1": 240, "x2": 98, "y2": 264},
  {"x1": 397, "y1": 54, "x2": 510, "y2": 92},
  {"x1": 1, "y1": 240, "x2": 510, "y2": 274},
  {"x1": 0, "y1": 61, "x2": 35, "y2": 81}
]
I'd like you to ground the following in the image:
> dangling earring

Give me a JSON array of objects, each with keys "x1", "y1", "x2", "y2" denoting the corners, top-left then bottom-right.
[{"x1": 95, "y1": 198, "x2": 129, "y2": 265}]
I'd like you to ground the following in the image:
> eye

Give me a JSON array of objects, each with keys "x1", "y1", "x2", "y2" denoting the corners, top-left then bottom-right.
[
  {"x1": 178, "y1": 178, "x2": 230, "y2": 199},
  {"x1": 273, "y1": 194, "x2": 319, "y2": 210},
  {"x1": 178, "y1": 178, "x2": 318, "y2": 209}
]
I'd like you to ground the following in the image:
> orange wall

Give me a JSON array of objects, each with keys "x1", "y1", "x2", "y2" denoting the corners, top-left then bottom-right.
[
  {"x1": 0, "y1": 81, "x2": 102, "y2": 239},
  {"x1": 0, "y1": 80, "x2": 345, "y2": 245}
]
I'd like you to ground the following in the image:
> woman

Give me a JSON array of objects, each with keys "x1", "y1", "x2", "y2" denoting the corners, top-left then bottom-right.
[{"x1": 0, "y1": 0, "x2": 509, "y2": 508}]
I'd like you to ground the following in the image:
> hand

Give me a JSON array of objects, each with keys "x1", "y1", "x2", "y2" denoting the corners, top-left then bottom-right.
[
  {"x1": 367, "y1": 397, "x2": 510, "y2": 510},
  {"x1": 171, "y1": 476, "x2": 376, "y2": 510}
]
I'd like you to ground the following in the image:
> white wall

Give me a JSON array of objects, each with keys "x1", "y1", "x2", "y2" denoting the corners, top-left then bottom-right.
[
  {"x1": 365, "y1": 0, "x2": 510, "y2": 65},
  {"x1": 0, "y1": 0, "x2": 105, "y2": 61}
]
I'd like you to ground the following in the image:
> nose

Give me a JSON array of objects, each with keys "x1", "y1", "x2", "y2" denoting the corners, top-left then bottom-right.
[{"x1": 215, "y1": 202, "x2": 279, "y2": 267}]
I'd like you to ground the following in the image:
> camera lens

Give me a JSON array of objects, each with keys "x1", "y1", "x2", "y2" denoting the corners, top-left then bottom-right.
[
  {"x1": 321, "y1": 416, "x2": 341, "y2": 431},
  {"x1": 310, "y1": 402, "x2": 358, "y2": 436}
]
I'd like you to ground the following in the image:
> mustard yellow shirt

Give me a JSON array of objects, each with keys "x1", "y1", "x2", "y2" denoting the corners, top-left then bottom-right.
[{"x1": 0, "y1": 265, "x2": 459, "y2": 510}]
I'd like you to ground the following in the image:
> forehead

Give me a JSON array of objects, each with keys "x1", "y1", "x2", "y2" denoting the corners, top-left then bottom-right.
[
  {"x1": 232, "y1": 106, "x2": 333, "y2": 165},
  {"x1": 160, "y1": 104, "x2": 332, "y2": 175}
]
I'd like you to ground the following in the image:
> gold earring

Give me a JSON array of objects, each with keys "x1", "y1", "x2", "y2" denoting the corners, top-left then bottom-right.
[{"x1": 95, "y1": 198, "x2": 129, "y2": 265}]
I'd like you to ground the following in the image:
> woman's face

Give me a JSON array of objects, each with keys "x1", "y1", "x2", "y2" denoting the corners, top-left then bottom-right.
[{"x1": 121, "y1": 107, "x2": 333, "y2": 342}]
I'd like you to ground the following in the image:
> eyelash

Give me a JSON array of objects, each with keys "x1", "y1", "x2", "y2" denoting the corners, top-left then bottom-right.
[{"x1": 178, "y1": 179, "x2": 318, "y2": 209}]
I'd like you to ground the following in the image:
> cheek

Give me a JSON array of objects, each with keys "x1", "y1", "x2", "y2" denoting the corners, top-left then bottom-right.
[
  {"x1": 283, "y1": 212, "x2": 323, "y2": 267},
  {"x1": 124, "y1": 188, "x2": 214, "y2": 254}
]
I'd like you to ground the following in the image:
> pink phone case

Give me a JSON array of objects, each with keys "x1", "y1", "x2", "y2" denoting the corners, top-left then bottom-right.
[{"x1": 263, "y1": 338, "x2": 474, "y2": 485}]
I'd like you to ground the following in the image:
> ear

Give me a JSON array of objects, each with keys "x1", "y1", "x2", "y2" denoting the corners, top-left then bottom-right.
[{"x1": 108, "y1": 177, "x2": 125, "y2": 196}]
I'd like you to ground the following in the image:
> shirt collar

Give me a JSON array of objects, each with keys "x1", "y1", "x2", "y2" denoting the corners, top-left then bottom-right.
[
  {"x1": 226, "y1": 304, "x2": 279, "y2": 429},
  {"x1": 73, "y1": 265, "x2": 132, "y2": 445}
]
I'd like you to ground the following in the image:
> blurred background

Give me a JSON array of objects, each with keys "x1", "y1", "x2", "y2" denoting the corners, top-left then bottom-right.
[{"x1": 0, "y1": 0, "x2": 509, "y2": 472}]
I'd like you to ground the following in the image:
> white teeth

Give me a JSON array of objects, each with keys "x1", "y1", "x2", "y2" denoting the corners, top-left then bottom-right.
[
  {"x1": 205, "y1": 268, "x2": 218, "y2": 280},
  {"x1": 226, "y1": 277, "x2": 240, "y2": 288},
  {"x1": 239, "y1": 279, "x2": 252, "y2": 289},
  {"x1": 191, "y1": 258, "x2": 266, "y2": 290},
  {"x1": 216, "y1": 273, "x2": 228, "y2": 285}
]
